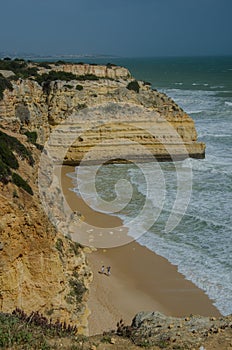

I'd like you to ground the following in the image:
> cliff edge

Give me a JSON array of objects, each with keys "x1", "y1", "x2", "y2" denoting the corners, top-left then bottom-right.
[{"x1": 0, "y1": 60, "x2": 205, "y2": 164}]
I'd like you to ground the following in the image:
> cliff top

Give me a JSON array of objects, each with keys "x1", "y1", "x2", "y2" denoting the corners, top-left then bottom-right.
[{"x1": 1, "y1": 310, "x2": 232, "y2": 349}]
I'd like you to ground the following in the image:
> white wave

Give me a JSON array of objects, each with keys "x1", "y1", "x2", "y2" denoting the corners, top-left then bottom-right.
[
  {"x1": 225, "y1": 101, "x2": 232, "y2": 106},
  {"x1": 179, "y1": 158, "x2": 232, "y2": 178},
  {"x1": 161, "y1": 88, "x2": 218, "y2": 115},
  {"x1": 137, "y1": 231, "x2": 232, "y2": 316},
  {"x1": 210, "y1": 85, "x2": 225, "y2": 89},
  {"x1": 188, "y1": 110, "x2": 203, "y2": 114},
  {"x1": 198, "y1": 132, "x2": 231, "y2": 138}
]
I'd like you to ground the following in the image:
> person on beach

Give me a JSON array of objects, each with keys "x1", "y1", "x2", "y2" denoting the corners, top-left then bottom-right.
[
  {"x1": 101, "y1": 265, "x2": 105, "y2": 274},
  {"x1": 106, "y1": 266, "x2": 111, "y2": 276}
]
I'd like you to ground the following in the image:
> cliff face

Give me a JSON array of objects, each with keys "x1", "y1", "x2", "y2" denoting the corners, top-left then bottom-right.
[
  {"x1": 0, "y1": 131, "x2": 92, "y2": 335},
  {"x1": 0, "y1": 62, "x2": 205, "y2": 336},
  {"x1": 50, "y1": 63, "x2": 131, "y2": 80},
  {"x1": 0, "y1": 63, "x2": 205, "y2": 163}
]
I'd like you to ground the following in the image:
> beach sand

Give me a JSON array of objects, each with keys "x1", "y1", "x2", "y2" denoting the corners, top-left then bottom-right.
[{"x1": 61, "y1": 166, "x2": 221, "y2": 335}]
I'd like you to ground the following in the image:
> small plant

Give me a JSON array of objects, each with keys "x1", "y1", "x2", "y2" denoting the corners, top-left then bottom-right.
[
  {"x1": 13, "y1": 189, "x2": 19, "y2": 198},
  {"x1": 126, "y1": 80, "x2": 140, "y2": 93},
  {"x1": 38, "y1": 62, "x2": 51, "y2": 69},
  {"x1": 45, "y1": 308, "x2": 54, "y2": 316},
  {"x1": 143, "y1": 80, "x2": 151, "y2": 86},
  {"x1": 69, "y1": 241, "x2": 81, "y2": 255},
  {"x1": 106, "y1": 62, "x2": 117, "y2": 68},
  {"x1": 67, "y1": 278, "x2": 87, "y2": 305},
  {"x1": 55, "y1": 238, "x2": 64, "y2": 254},
  {"x1": 0, "y1": 74, "x2": 13, "y2": 99},
  {"x1": 24, "y1": 130, "x2": 38, "y2": 144},
  {"x1": 100, "y1": 335, "x2": 112, "y2": 343},
  {"x1": 76, "y1": 84, "x2": 83, "y2": 91},
  {"x1": 36, "y1": 71, "x2": 77, "y2": 85},
  {"x1": 0, "y1": 158, "x2": 11, "y2": 184},
  {"x1": 77, "y1": 103, "x2": 87, "y2": 110},
  {"x1": 55, "y1": 60, "x2": 66, "y2": 65},
  {"x1": 0, "y1": 130, "x2": 34, "y2": 166},
  {"x1": 12, "y1": 172, "x2": 33, "y2": 195},
  {"x1": 64, "y1": 84, "x2": 73, "y2": 89},
  {"x1": 76, "y1": 74, "x2": 99, "y2": 81}
]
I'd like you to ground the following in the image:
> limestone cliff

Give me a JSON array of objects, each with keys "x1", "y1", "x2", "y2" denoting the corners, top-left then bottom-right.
[
  {"x1": 0, "y1": 130, "x2": 92, "y2": 335},
  {"x1": 0, "y1": 62, "x2": 205, "y2": 163},
  {"x1": 0, "y1": 61, "x2": 205, "y2": 337}
]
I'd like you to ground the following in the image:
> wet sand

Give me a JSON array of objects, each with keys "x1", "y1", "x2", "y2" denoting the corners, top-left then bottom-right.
[{"x1": 61, "y1": 166, "x2": 220, "y2": 335}]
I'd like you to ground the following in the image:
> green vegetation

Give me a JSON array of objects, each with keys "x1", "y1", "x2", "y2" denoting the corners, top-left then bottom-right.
[
  {"x1": 76, "y1": 84, "x2": 83, "y2": 91},
  {"x1": 106, "y1": 62, "x2": 117, "y2": 68},
  {"x1": 24, "y1": 130, "x2": 43, "y2": 151},
  {"x1": 0, "y1": 309, "x2": 78, "y2": 349},
  {"x1": 37, "y1": 62, "x2": 51, "y2": 69},
  {"x1": 24, "y1": 130, "x2": 38, "y2": 144},
  {"x1": 54, "y1": 60, "x2": 66, "y2": 65},
  {"x1": 0, "y1": 74, "x2": 13, "y2": 99},
  {"x1": 0, "y1": 136, "x2": 19, "y2": 170},
  {"x1": 0, "y1": 130, "x2": 34, "y2": 166},
  {"x1": 12, "y1": 172, "x2": 33, "y2": 195},
  {"x1": 0, "y1": 58, "x2": 39, "y2": 98},
  {"x1": 55, "y1": 238, "x2": 64, "y2": 254},
  {"x1": 13, "y1": 189, "x2": 19, "y2": 198},
  {"x1": 0, "y1": 130, "x2": 34, "y2": 194},
  {"x1": 69, "y1": 240, "x2": 82, "y2": 255},
  {"x1": 64, "y1": 84, "x2": 73, "y2": 89},
  {"x1": 0, "y1": 58, "x2": 117, "y2": 99},
  {"x1": 0, "y1": 59, "x2": 39, "y2": 79},
  {"x1": 126, "y1": 80, "x2": 140, "y2": 93},
  {"x1": 35, "y1": 70, "x2": 77, "y2": 85},
  {"x1": 66, "y1": 277, "x2": 87, "y2": 306},
  {"x1": 100, "y1": 335, "x2": 112, "y2": 343},
  {"x1": 75, "y1": 74, "x2": 99, "y2": 81},
  {"x1": 143, "y1": 80, "x2": 151, "y2": 86},
  {"x1": 0, "y1": 158, "x2": 11, "y2": 184}
]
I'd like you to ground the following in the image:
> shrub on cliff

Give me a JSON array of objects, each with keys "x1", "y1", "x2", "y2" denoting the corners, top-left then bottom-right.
[
  {"x1": 37, "y1": 62, "x2": 51, "y2": 69},
  {"x1": 0, "y1": 135, "x2": 19, "y2": 170},
  {"x1": 0, "y1": 130, "x2": 34, "y2": 193},
  {"x1": 126, "y1": 80, "x2": 140, "y2": 93},
  {"x1": 35, "y1": 70, "x2": 77, "y2": 85},
  {"x1": 0, "y1": 310, "x2": 78, "y2": 348},
  {"x1": 0, "y1": 158, "x2": 11, "y2": 184},
  {"x1": 0, "y1": 59, "x2": 39, "y2": 80},
  {"x1": 0, "y1": 74, "x2": 13, "y2": 99},
  {"x1": 76, "y1": 74, "x2": 100, "y2": 81},
  {"x1": 24, "y1": 131, "x2": 38, "y2": 144},
  {"x1": 0, "y1": 130, "x2": 34, "y2": 166},
  {"x1": 106, "y1": 62, "x2": 117, "y2": 68},
  {"x1": 24, "y1": 130, "x2": 43, "y2": 151},
  {"x1": 12, "y1": 172, "x2": 33, "y2": 195},
  {"x1": 76, "y1": 84, "x2": 83, "y2": 91}
]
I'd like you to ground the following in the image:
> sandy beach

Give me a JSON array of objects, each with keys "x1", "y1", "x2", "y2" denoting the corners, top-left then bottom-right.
[{"x1": 61, "y1": 166, "x2": 221, "y2": 335}]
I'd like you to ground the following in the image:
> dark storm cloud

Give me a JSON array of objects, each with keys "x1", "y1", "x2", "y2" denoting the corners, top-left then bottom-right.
[{"x1": 0, "y1": 0, "x2": 231, "y2": 56}]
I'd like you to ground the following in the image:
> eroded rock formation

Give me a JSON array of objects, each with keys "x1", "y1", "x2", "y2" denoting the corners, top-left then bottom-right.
[
  {"x1": 0, "y1": 62, "x2": 205, "y2": 163},
  {"x1": 0, "y1": 131, "x2": 92, "y2": 334}
]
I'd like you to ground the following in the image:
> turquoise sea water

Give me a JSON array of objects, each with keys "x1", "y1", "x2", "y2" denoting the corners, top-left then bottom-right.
[{"x1": 71, "y1": 57, "x2": 232, "y2": 315}]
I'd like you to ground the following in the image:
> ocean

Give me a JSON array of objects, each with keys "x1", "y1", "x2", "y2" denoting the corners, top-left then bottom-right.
[{"x1": 70, "y1": 56, "x2": 232, "y2": 316}]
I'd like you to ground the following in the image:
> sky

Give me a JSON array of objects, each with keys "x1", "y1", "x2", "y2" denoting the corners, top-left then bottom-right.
[{"x1": 1, "y1": 0, "x2": 232, "y2": 57}]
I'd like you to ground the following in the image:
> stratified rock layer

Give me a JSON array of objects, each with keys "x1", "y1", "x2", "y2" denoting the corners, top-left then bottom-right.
[
  {"x1": 0, "y1": 131, "x2": 92, "y2": 335},
  {"x1": 0, "y1": 63, "x2": 205, "y2": 163}
]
